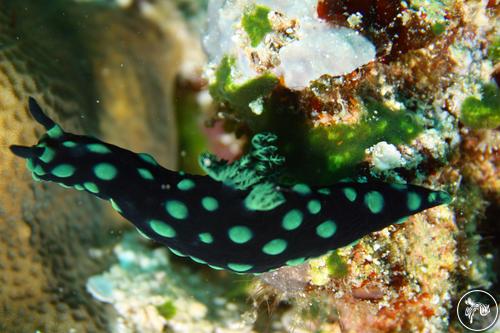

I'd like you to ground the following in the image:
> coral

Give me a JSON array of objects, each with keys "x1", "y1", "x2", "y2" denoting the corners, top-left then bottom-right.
[
  {"x1": 205, "y1": 0, "x2": 375, "y2": 90},
  {"x1": 198, "y1": 0, "x2": 499, "y2": 331},
  {"x1": 460, "y1": 83, "x2": 500, "y2": 129},
  {"x1": 0, "y1": 1, "x2": 181, "y2": 332},
  {"x1": 86, "y1": 233, "x2": 256, "y2": 333},
  {"x1": 460, "y1": 129, "x2": 500, "y2": 204}
]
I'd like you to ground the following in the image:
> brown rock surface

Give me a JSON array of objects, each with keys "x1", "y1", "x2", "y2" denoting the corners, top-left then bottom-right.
[{"x1": 0, "y1": 1, "x2": 180, "y2": 332}]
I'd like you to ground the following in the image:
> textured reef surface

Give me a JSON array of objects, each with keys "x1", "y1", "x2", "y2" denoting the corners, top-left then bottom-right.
[
  {"x1": 0, "y1": 0, "x2": 499, "y2": 332},
  {"x1": 0, "y1": 0, "x2": 181, "y2": 332}
]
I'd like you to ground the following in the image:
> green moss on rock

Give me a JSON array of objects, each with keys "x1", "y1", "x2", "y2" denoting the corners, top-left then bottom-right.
[
  {"x1": 156, "y1": 300, "x2": 176, "y2": 320},
  {"x1": 242, "y1": 5, "x2": 273, "y2": 47},
  {"x1": 488, "y1": 37, "x2": 500, "y2": 63},
  {"x1": 326, "y1": 251, "x2": 348, "y2": 278},
  {"x1": 310, "y1": 99, "x2": 423, "y2": 177},
  {"x1": 209, "y1": 56, "x2": 279, "y2": 112},
  {"x1": 461, "y1": 83, "x2": 500, "y2": 129}
]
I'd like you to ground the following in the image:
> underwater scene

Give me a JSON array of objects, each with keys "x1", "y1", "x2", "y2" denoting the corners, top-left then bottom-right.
[{"x1": 0, "y1": 0, "x2": 499, "y2": 332}]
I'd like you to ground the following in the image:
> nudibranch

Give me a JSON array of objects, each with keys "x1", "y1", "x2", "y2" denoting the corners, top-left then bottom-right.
[{"x1": 10, "y1": 98, "x2": 451, "y2": 274}]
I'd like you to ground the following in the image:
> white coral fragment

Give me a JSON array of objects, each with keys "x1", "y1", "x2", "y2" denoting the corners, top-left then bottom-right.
[
  {"x1": 369, "y1": 142, "x2": 405, "y2": 171},
  {"x1": 277, "y1": 26, "x2": 376, "y2": 89}
]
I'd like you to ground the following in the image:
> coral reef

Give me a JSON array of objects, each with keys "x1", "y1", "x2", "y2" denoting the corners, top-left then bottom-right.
[
  {"x1": 1, "y1": 0, "x2": 497, "y2": 332},
  {"x1": 0, "y1": 1, "x2": 182, "y2": 331},
  {"x1": 86, "y1": 233, "x2": 256, "y2": 333},
  {"x1": 196, "y1": 0, "x2": 499, "y2": 332}
]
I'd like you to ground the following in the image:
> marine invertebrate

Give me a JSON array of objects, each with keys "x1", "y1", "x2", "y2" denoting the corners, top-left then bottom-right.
[{"x1": 11, "y1": 98, "x2": 450, "y2": 274}]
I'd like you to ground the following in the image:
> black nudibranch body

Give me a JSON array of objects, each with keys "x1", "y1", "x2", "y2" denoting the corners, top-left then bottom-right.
[{"x1": 10, "y1": 98, "x2": 451, "y2": 273}]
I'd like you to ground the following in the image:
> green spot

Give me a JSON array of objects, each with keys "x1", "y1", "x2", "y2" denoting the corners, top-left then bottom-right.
[
  {"x1": 87, "y1": 143, "x2": 111, "y2": 154},
  {"x1": 262, "y1": 239, "x2": 287, "y2": 255},
  {"x1": 292, "y1": 183, "x2": 311, "y2": 195},
  {"x1": 74, "y1": 184, "x2": 84, "y2": 191},
  {"x1": 32, "y1": 173, "x2": 42, "y2": 182},
  {"x1": 396, "y1": 217, "x2": 409, "y2": 224},
  {"x1": 208, "y1": 264, "x2": 225, "y2": 270},
  {"x1": 343, "y1": 187, "x2": 357, "y2": 202},
  {"x1": 62, "y1": 141, "x2": 77, "y2": 148},
  {"x1": 390, "y1": 183, "x2": 407, "y2": 191},
  {"x1": 428, "y1": 192, "x2": 438, "y2": 203},
  {"x1": 227, "y1": 263, "x2": 253, "y2": 272},
  {"x1": 169, "y1": 248, "x2": 186, "y2": 257},
  {"x1": 244, "y1": 182, "x2": 285, "y2": 211},
  {"x1": 326, "y1": 251, "x2": 348, "y2": 278},
  {"x1": 282, "y1": 209, "x2": 303, "y2": 231},
  {"x1": 461, "y1": 83, "x2": 500, "y2": 129},
  {"x1": 110, "y1": 198, "x2": 122, "y2": 213},
  {"x1": 136, "y1": 228, "x2": 151, "y2": 240},
  {"x1": 83, "y1": 182, "x2": 99, "y2": 194},
  {"x1": 316, "y1": 220, "x2": 337, "y2": 238},
  {"x1": 286, "y1": 257, "x2": 306, "y2": 266},
  {"x1": 437, "y1": 191, "x2": 451, "y2": 204},
  {"x1": 201, "y1": 197, "x2": 219, "y2": 211},
  {"x1": 407, "y1": 192, "x2": 421, "y2": 211},
  {"x1": 190, "y1": 256, "x2": 207, "y2": 264},
  {"x1": 58, "y1": 183, "x2": 71, "y2": 189},
  {"x1": 139, "y1": 153, "x2": 157, "y2": 165},
  {"x1": 177, "y1": 179, "x2": 195, "y2": 191},
  {"x1": 348, "y1": 239, "x2": 360, "y2": 247},
  {"x1": 307, "y1": 200, "x2": 321, "y2": 214},
  {"x1": 52, "y1": 164, "x2": 75, "y2": 178},
  {"x1": 26, "y1": 159, "x2": 35, "y2": 172},
  {"x1": 364, "y1": 191, "x2": 384, "y2": 214},
  {"x1": 165, "y1": 200, "x2": 188, "y2": 220},
  {"x1": 228, "y1": 226, "x2": 253, "y2": 244},
  {"x1": 242, "y1": 5, "x2": 273, "y2": 47},
  {"x1": 94, "y1": 163, "x2": 117, "y2": 181},
  {"x1": 198, "y1": 232, "x2": 214, "y2": 244},
  {"x1": 40, "y1": 147, "x2": 55, "y2": 163},
  {"x1": 47, "y1": 124, "x2": 63, "y2": 138},
  {"x1": 318, "y1": 188, "x2": 331, "y2": 195},
  {"x1": 150, "y1": 220, "x2": 176, "y2": 238},
  {"x1": 156, "y1": 301, "x2": 176, "y2": 320},
  {"x1": 138, "y1": 168, "x2": 154, "y2": 180},
  {"x1": 33, "y1": 165, "x2": 45, "y2": 176}
]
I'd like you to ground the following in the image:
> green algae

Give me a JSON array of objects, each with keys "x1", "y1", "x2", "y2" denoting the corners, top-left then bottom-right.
[
  {"x1": 326, "y1": 251, "x2": 348, "y2": 278},
  {"x1": 460, "y1": 83, "x2": 500, "y2": 129},
  {"x1": 488, "y1": 37, "x2": 500, "y2": 63},
  {"x1": 431, "y1": 22, "x2": 446, "y2": 36},
  {"x1": 156, "y1": 300, "x2": 177, "y2": 320},
  {"x1": 410, "y1": 0, "x2": 452, "y2": 23},
  {"x1": 309, "y1": 99, "x2": 423, "y2": 177},
  {"x1": 209, "y1": 56, "x2": 279, "y2": 114},
  {"x1": 242, "y1": 5, "x2": 273, "y2": 47}
]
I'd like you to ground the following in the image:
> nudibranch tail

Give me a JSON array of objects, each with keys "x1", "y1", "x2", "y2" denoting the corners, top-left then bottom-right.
[{"x1": 10, "y1": 98, "x2": 452, "y2": 274}]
